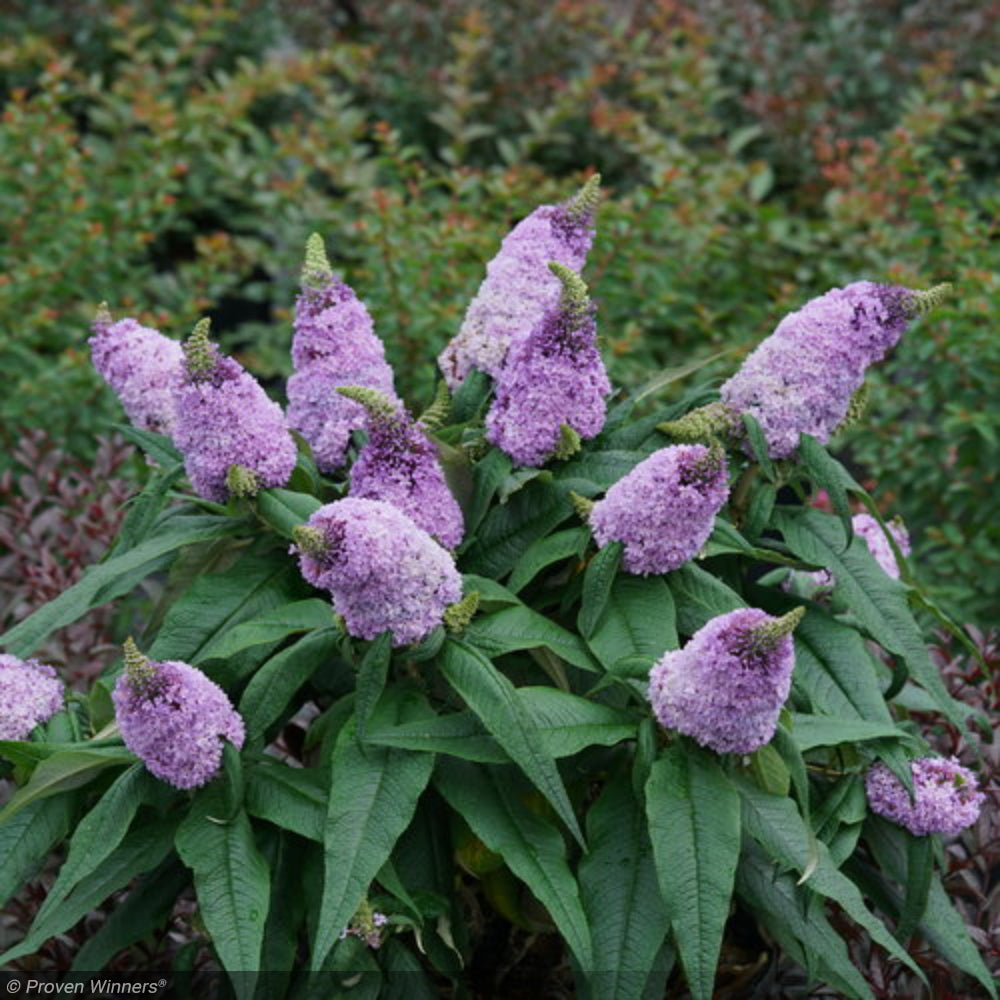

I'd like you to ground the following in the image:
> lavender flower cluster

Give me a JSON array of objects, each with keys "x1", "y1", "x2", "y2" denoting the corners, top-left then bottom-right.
[
  {"x1": 0, "y1": 654, "x2": 64, "y2": 740},
  {"x1": 287, "y1": 236, "x2": 400, "y2": 473},
  {"x1": 720, "y1": 282, "x2": 920, "y2": 458},
  {"x1": 438, "y1": 177, "x2": 599, "y2": 389},
  {"x1": 865, "y1": 756, "x2": 984, "y2": 836},
  {"x1": 113, "y1": 641, "x2": 245, "y2": 789},
  {"x1": 648, "y1": 607, "x2": 802, "y2": 754},
  {"x1": 590, "y1": 445, "x2": 729, "y2": 574},
  {"x1": 294, "y1": 498, "x2": 462, "y2": 646}
]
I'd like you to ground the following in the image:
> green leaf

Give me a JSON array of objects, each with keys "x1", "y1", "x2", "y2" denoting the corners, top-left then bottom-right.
[
  {"x1": 460, "y1": 478, "x2": 572, "y2": 577},
  {"x1": 630, "y1": 352, "x2": 731, "y2": 404},
  {"x1": 735, "y1": 776, "x2": 925, "y2": 983},
  {"x1": 668, "y1": 564, "x2": 746, "y2": 635},
  {"x1": 71, "y1": 858, "x2": 189, "y2": 972},
  {"x1": 239, "y1": 629, "x2": 342, "y2": 743},
  {"x1": 110, "y1": 461, "x2": 185, "y2": 555},
  {"x1": 151, "y1": 551, "x2": 308, "y2": 663},
  {"x1": 736, "y1": 842, "x2": 875, "y2": 1000},
  {"x1": 437, "y1": 640, "x2": 584, "y2": 846},
  {"x1": 312, "y1": 699, "x2": 435, "y2": 969},
  {"x1": 255, "y1": 487, "x2": 323, "y2": 539},
  {"x1": 774, "y1": 508, "x2": 967, "y2": 729},
  {"x1": 741, "y1": 413, "x2": 775, "y2": 481},
  {"x1": 114, "y1": 423, "x2": 183, "y2": 466},
  {"x1": 587, "y1": 575, "x2": 677, "y2": 673},
  {"x1": 0, "y1": 514, "x2": 249, "y2": 657},
  {"x1": 31, "y1": 764, "x2": 156, "y2": 928},
  {"x1": 646, "y1": 747, "x2": 740, "y2": 1000},
  {"x1": 508, "y1": 526, "x2": 589, "y2": 594},
  {"x1": 245, "y1": 760, "x2": 326, "y2": 843},
  {"x1": 435, "y1": 758, "x2": 593, "y2": 971},
  {"x1": 557, "y1": 450, "x2": 652, "y2": 490},
  {"x1": 798, "y1": 435, "x2": 853, "y2": 544},
  {"x1": 700, "y1": 517, "x2": 755, "y2": 558},
  {"x1": 0, "y1": 795, "x2": 75, "y2": 907},
  {"x1": 578, "y1": 541, "x2": 623, "y2": 638},
  {"x1": 0, "y1": 817, "x2": 178, "y2": 966},
  {"x1": 792, "y1": 608, "x2": 893, "y2": 722},
  {"x1": 577, "y1": 777, "x2": 669, "y2": 1000},
  {"x1": 0, "y1": 747, "x2": 136, "y2": 823},
  {"x1": 449, "y1": 368, "x2": 492, "y2": 423},
  {"x1": 462, "y1": 448, "x2": 512, "y2": 536},
  {"x1": 787, "y1": 713, "x2": 911, "y2": 751},
  {"x1": 367, "y1": 688, "x2": 636, "y2": 762},
  {"x1": 463, "y1": 604, "x2": 599, "y2": 672},
  {"x1": 896, "y1": 834, "x2": 934, "y2": 943},
  {"x1": 175, "y1": 786, "x2": 271, "y2": 995},
  {"x1": 198, "y1": 599, "x2": 337, "y2": 661},
  {"x1": 355, "y1": 632, "x2": 392, "y2": 740}
]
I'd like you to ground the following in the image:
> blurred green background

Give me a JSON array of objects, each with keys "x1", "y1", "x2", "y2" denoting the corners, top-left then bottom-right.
[{"x1": 0, "y1": 0, "x2": 996, "y2": 621}]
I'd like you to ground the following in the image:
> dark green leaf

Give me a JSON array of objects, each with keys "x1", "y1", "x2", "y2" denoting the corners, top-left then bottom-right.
[
  {"x1": 0, "y1": 796, "x2": 75, "y2": 907},
  {"x1": 668, "y1": 564, "x2": 746, "y2": 635},
  {"x1": 787, "y1": 713, "x2": 911, "y2": 751},
  {"x1": 798, "y1": 435, "x2": 853, "y2": 544},
  {"x1": 437, "y1": 640, "x2": 584, "y2": 846},
  {"x1": 587, "y1": 575, "x2": 677, "y2": 673},
  {"x1": 245, "y1": 760, "x2": 326, "y2": 842},
  {"x1": 255, "y1": 488, "x2": 323, "y2": 539},
  {"x1": 741, "y1": 413, "x2": 775, "y2": 481},
  {"x1": 110, "y1": 461, "x2": 185, "y2": 555},
  {"x1": 198, "y1": 599, "x2": 337, "y2": 661},
  {"x1": 175, "y1": 786, "x2": 271, "y2": 994},
  {"x1": 896, "y1": 834, "x2": 934, "y2": 943},
  {"x1": 579, "y1": 542, "x2": 623, "y2": 638},
  {"x1": 462, "y1": 448, "x2": 512, "y2": 536},
  {"x1": 435, "y1": 759, "x2": 593, "y2": 971},
  {"x1": 114, "y1": 423, "x2": 183, "y2": 466},
  {"x1": 356, "y1": 632, "x2": 392, "y2": 740},
  {"x1": 646, "y1": 747, "x2": 740, "y2": 1000},
  {"x1": 508, "y1": 527, "x2": 589, "y2": 594}
]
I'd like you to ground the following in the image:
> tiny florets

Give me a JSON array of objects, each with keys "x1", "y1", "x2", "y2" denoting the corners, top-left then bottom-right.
[
  {"x1": 865, "y1": 757, "x2": 985, "y2": 836},
  {"x1": 113, "y1": 644, "x2": 244, "y2": 789},
  {"x1": 720, "y1": 282, "x2": 920, "y2": 459},
  {"x1": 89, "y1": 313, "x2": 184, "y2": 436},
  {"x1": 590, "y1": 445, "x2": 729, "y2": 574},
  {"x1": 172, "y1": 327, "x2": 297, "y2": 502},
  {"x1": 0, "y1": 654, "x2": 64, "y2": 740},
  {"x1": 648, "y1": 607, "x2": 800, "y2": 754},
  {"x1": 292, "y1": 498, "x2": 462, "y2": 646},
  {"x1": 347, "y1": 397, "x2": 464, "y2": 549},
  {"x1": 485, "y1": 266, "x2": 610, "y2": 466},
  {"x1": 853, "y1": 513, "x2": 910, "y2": 579},
  {"x1": 438, "y1": 179, "x2": 599, "y2": 389}
]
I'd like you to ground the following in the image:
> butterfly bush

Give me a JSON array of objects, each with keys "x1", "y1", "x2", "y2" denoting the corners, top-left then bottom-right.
[
  {"x1": 865, "y1": 757, "x2": 985, "y2": 836},
  {"x1": 485, "y1": 263, "x2": 611, "y2": 466},
  {"x1": 287, "y1": 235, "x2": 400, "y2": 472},
  {"x1": 648, "y1": 607, "x2": 803, "y2": 754},
  {"x1": 438, "y1": 175, "x2": 599, "y2": 389},
  {"x1": 720, "y1": 282, "x2": 950, "y2": 458},
  {"x1": 293, "y1": 498, "x2": 462, "y2": 646},
  {"x1": 0, "y1": 654, "x2": 63, "y2": 740},
  {"x1": 113, "y1": 640, "x2": 245, "y2": 789},
  {"x1": 172, "y1": 319, "x2": 297, "y2": 502},
  {"x1": 0, "y1": 186, "x2": 990, "y2": 997},
  {"x1": 89, "y1": 308, "x2": 184, "y2": 436},
  {"x1": 590, "y1": 445, "x2": 729, "y2": 574},
  {"x1": 344, "y1": 388, "x2": 464, "y2": 549}
]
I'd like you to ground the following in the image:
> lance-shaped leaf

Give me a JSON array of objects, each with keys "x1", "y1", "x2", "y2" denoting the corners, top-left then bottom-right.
[
  {"x1": 667, "y1": 564, "x2": 746, "y2": 635},
  {"x1": 587, "y1": 575, "x2": 677, "y2": 674},
  {"x1": 437, "y1": 639, "x2": 584, "y2": 846},
  {"x1": 508, "y1": 526, "x2": 589, "y2": 594},
  {"x1": 578, "y1": 541, "x2": 623, "y2": 638},
  {"x1": 0, "y1": 796, "x2": 75, "y2": 907},
  {"x1": 198, "y1": 599, "x2": 337, "y2": 661},
  {"x1": 645, "y1": 746, "x2": 740, "y2": 1000}
]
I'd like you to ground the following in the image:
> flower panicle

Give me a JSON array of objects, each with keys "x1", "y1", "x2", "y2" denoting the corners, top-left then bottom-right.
[{"x1": 302, "y1": 232, "x2": 334, "y2": 288}]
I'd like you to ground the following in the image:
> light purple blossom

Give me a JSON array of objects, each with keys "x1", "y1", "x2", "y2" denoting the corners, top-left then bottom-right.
[
  {"x1": 865, "y1": 756, "x2": 984, "y2": 836},
  {"x1": 438, "y1": 177, "x2": 599, "y2": 389},
  {"x1": 720, "y1": 282, "x2": 918, "y2": 459},
  {"x1": 648, "y1": 607, "x2": 802, "y2": 754},
  {"x1": 287, "y1": 359, "x2": 397, "y2": 474},
  {"x1": 590, "y1": 445, "x2": 729, "y2": 574},
  {"x1": 0, "y1": 654, "x2": 64, "y2": 740},
  {"x1": 348, "y1": 395, "x2": 464, "y2": 549},
  {"x1": 485, "y1": 263, "x2": 611, "y2": 467},
  {"x1": 89, "y1": 310, "x2": 184, "y2": 436},
  {"x1": 172, "y1": 321, "x2": 297, "y2": 502},
  {"x1": 293, "y1": 498, "x2": 462, "y2": 646},
  {"x1": 113, "y1": 641, "x2": 244, "y2": 789},
  {"x1": 853, "y1": 513, "x2": 910, "y2": 579}
]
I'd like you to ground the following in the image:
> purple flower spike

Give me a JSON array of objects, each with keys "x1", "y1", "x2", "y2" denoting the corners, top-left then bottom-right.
[
  {"x1": 89, "y1": 305, "x2": 184, "y2": 436},
  {"x1": 292, "y1": 498, "x2": 462, "y2": 646},
  {"x1": 113, "y1": 639, "x2": 244, "y2": 789},
  {"x1": 591, "y1": 445, "x2": 729, "y2": 575},
  {"x1": 648, "y1": 607, "x2": 803, "y2": 754},
  {"x1": 0, "y1": 654, "x2": 64, "y2": 740},
  {"x1": 720, "y1": 282, "x2": 951, "y2": 459},
  {"x1": 853, "y1": 513, "x2": 910, "y2": 579},
  {"x1": 439, "y1": 176, "x2": 600, "y2": 389},
  {"x1": 172, "y1": 319, "x2": 297, "y2": 502},
  {"x1": 342, "y1": 387, "x2": 464, "y2": 549},
  {"x1": 485, "y1": 262, "x2": 611, "y2": 467},
  {"x1": 865, "y1": 756, "x2": 984, "y2": 836}
]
